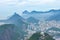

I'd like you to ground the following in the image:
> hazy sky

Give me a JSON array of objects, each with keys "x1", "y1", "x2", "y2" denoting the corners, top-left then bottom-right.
[{"x1": 0, "y1": 0, "x2": 60, "y2": 19}]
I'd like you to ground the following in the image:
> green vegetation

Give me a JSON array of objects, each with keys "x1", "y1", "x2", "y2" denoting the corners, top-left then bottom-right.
[
  {"x1": 28, "y1": 32, "x2": 55, "y2": 40},
  {"x1": 0, "y1": 24, "x2": 21, "y2": 40}
]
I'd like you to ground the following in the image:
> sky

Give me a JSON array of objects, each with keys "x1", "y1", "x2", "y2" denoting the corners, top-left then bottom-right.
[{"x1": 0, "y1": 0, "x2": 60, "y2": 19}]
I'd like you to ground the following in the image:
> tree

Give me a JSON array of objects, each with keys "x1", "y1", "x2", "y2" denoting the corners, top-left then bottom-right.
[{"x1": 28, "y1": 32, "x2": 55, "y2": 40}]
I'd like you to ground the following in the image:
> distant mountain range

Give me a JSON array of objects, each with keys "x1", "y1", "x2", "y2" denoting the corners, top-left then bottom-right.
[
  {"x1": 22, "y1": 9, "x2": 60, "y2": 21},
  {"x1": 0, "y1": 9, "x2": 60, "y2": 40},
  {"x1": 46, "y1": 11, "x2": 60, "y2": 21},
  {"x1": 0, "y1": 13, "x2": 28, "y2": 40},
  {"x1": 0, "y1": 9, "x2": 60, "y2": 22},
  {"x1": 23, "y1": 9, "x2": 60, "y2": 14},
  {"x1": 27, "y1": 17, "x2": 39, "y2": 24},
  {"x1": 0, "y1": 9, "x2": 60, "y2": 30},
  {"x1": 8, "y1": 13, "x2": 25, "y2": 21}
]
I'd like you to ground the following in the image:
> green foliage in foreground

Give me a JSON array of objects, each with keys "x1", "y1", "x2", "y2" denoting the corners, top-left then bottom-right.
[{"x1": 28, "y1": 32, "x2": 55, "y2": 40}]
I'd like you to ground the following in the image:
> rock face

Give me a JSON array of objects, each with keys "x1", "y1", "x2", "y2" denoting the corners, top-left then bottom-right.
[
  {"x1": 0, "y1": 24, "x2": 16, "y2": 40},
  {"x1": 47, "y1": 13, "x2": 60, "y2": 21},
  {"x1": 1, "y1": 13, "x2": 28, "y2": 40},
  {"x1": 8, "y1": 13, "x2": 25, "y2": 21},
  {"x1": 27, "y1": 17, "x2": 39, "y2": 24},
  {"x1": 0, "y1": 24, "x2": 28, "y2": 40},
  {"x1": 46, "y1": 10, "x2": 60, "y2": 21}
]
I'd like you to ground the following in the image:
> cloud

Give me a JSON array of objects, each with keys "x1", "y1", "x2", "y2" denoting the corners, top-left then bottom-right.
[
  {"x1": 0, "y1": 0, "x2": 59, "y2": 9},
  {"x1": 24, "y1": 0, "x2": 56, "y2": 5},
  {"x1": 0, "y1": 0, "x2": 26, "y2": 5},
  {"x1": 27, "y1": 0, "x2": 56, "y2": 5},
  {"x1": 0, "y1": 0, "x2": 12, "y2": 3},
  {"x1": 17, "y1": 1, "x2": 27, "y2": 5},
  {"x1": 0, "y1": 0, "x2": 56, "y2": 5}
]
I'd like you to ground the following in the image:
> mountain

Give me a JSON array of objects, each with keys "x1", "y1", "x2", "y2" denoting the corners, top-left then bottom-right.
[
  {"x1": 28, "y1": 32, "x2": 55, "y2": 40},
  {"x1": 48, "y1": 9, "x2": 60, "y2": 12},
  {"x1": 23, "y1": 10, "x2": 30, "y2": 14},
  {"x1": 47, "y1": 13, "x2": 60, "y2": 21},
  {"x1": 0, "y1": 13, "x2": 28, "y2": 40},
  {"x1": 6, "y1": 13, "x2": 28, "y2": 32},
  {"x1": 0, "y1": 13, "x2": 25, "y2": 23},
  {"x1": 46, "y1": 9, "x2": 60, "y2": 21},
  {"x1": 23, "y1": 10, "x2": 46, "y2": 14},
  {"x1": 0, "y1": 24, "x2": 16, "y2": 40},
  {"x1": 22, "y1": 9, "x2": 60, "y2": 20},
  {"x1": 23, "y1": 10, "x2": 47, "y2": 14},
  {"x1": 8, "y1": 13, "x2": 25, "y2": 21},
  {"x1": 0, "y1": 13, "x2": 28, "y2": 28},
  {"x1": 23, "y1": 9, "x2": 60, "y2": 14},
  {"x1": 0, "y1": 12, "x2": 28, "y2": 29},
  {"x1": 27, "y1": 17, "x2": 39, "y2": 23},
  {"x1": 0, "y1": 24, "x2": 26, "y2": 40}
]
